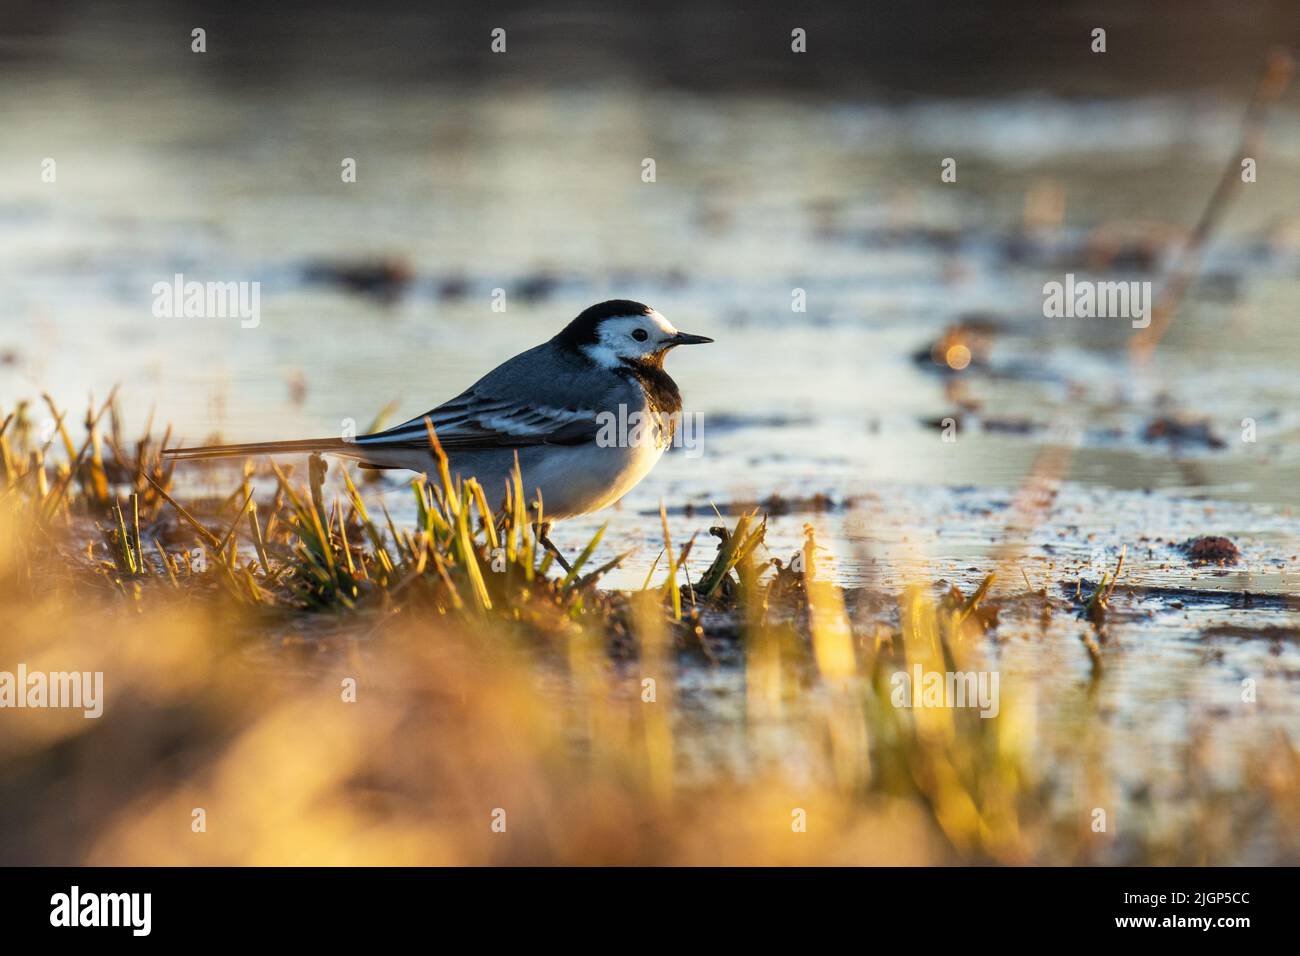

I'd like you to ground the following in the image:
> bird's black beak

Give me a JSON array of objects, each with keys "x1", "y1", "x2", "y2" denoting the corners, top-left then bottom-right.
[{"x1": 670, "y1": 331, "x2": 714, "y2": 346}]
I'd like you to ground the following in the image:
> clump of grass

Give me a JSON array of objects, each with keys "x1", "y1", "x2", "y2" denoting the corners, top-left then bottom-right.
[
  {"x1": 1081, "y1": 544, "x2": 1126, "y2": 630},
  {"x1": 137, "y1": 422, "x2": 636, "y2": 622},
  {"x1": 693, "y1": 509, "x2": 767, "y2": 602},
  {"x1": 1, "y1": 392, "x2": 179, "y2": 596},
  {"x1": 5, "y1": 394, "x2": 772, "y2": 641},
  {"x1": 864, "y1": 581, "x2": 1030, "y2": 861}
]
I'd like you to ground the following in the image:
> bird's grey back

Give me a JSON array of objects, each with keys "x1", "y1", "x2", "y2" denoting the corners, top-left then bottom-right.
[{"x1": 394, "y1": 335, "x2": 643, "y2": 437}]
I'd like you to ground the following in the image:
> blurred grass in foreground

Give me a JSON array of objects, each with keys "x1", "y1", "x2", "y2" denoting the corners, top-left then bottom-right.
[{"x1": 1, "y1": 394, "x2": 1298, "y2": 864}]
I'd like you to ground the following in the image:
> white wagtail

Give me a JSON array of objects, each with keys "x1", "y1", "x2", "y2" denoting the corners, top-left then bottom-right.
[{"x1": 164, "y1": 300, "x2": 713, "y2": 568}]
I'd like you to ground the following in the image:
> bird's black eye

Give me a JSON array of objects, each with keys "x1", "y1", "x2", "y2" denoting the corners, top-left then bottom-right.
[{"x1": 631, "y1": 328, "x2": 649, "y2": 342}]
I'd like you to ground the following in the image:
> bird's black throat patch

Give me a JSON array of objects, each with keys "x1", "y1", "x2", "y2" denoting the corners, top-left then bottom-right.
[{"x1": 617, "y1": 356, "x2": 683, "y2": 420}]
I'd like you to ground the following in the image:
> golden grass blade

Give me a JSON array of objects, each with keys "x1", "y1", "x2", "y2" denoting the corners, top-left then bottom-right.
[{"x1": 561, "y1": 523, "x2": 606, "y2": 589}]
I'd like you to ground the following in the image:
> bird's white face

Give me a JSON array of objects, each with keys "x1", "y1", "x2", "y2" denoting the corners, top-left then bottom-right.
[{"x1": 582, "y1": 310, "x2": 682, "y2": 367}]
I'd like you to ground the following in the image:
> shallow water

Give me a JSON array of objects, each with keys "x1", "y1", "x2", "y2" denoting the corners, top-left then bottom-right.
[{"x1": 6, "y1": 77, "x2": 1300, "y2": 575}]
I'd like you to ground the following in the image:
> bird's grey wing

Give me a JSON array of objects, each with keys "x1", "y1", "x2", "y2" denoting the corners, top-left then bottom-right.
[{"x1": 355, "y1": 344, "x2": 627, "y2": 450}]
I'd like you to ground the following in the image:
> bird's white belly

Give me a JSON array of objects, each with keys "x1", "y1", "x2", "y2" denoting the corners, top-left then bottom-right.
[{"x1": 524, "y1": 436, "x2": 667, "y2": 518}]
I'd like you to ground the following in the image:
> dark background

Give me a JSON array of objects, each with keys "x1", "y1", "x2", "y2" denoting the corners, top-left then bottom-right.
[{"x1": 3, "y1": 0, "x2": 1297, "y2": 97}]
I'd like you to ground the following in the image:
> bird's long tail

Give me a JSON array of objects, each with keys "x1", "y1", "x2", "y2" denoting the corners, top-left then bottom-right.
[{"x1": 162, "y1": 437, "x2": 350, "y2": 462}]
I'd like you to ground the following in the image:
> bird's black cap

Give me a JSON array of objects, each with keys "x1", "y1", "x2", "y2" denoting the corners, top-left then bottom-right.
[{"x1": 555, "y1": 300, "x2": 653, "y2": 349}]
